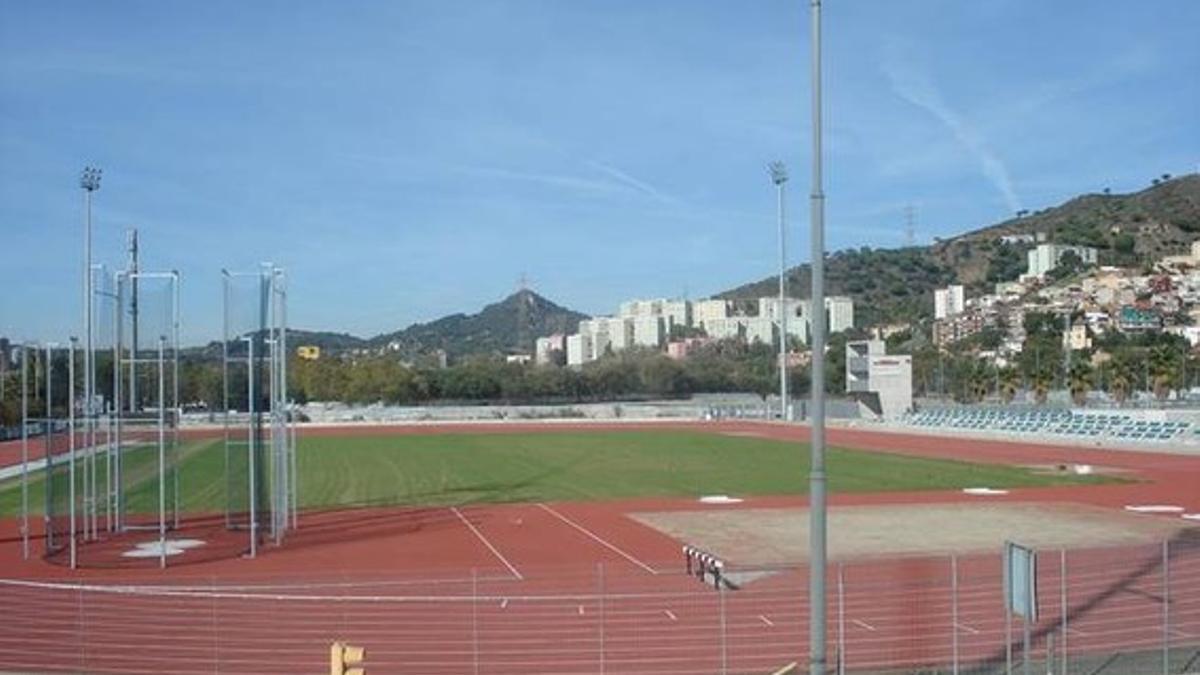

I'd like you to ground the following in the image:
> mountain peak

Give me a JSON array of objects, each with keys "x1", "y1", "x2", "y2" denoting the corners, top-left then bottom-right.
[{"x1": 369, "y1": 289, "x2": 588, "y2": 359}]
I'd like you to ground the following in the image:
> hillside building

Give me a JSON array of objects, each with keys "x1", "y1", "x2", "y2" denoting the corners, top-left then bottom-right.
[
  {"x1": 743, "y1": 317, "x2": 778, "y2": 345},
  {"x1": 1062, "y1": 324, "x2": 1091, "y2": 351},
  {"x1": 603, "y1": 317, "x2": 633, "y2": 352},
  {"x1": 534, "y1": 334, "x2": 566, "y2": 365},
  {"x1": 565, "y1": 334, "x2": 592, "y2": 367},
  {"x1": 932, "y1": 311, "x2": 993, "y2": 348},
  {"x1": 934, "y1": 285, "x2": 965, "y2": 319},
  {"x1": 1025, "y1": 243, "x2": 1098, "y2": 278},
  {"x1": 667, "y1": 337, "x2": 710, "y2": 360},
  {"x1": 659, "y1": 300, "x2": 692, "y2": 333},
  {"x1": 631, "y1": 315, "x2": 665, "y2": 348},
  {"x1": 758, "y1": 296, "x2": 808, "y2": 344},
  {"x1": 296, "y1": 345, "x2": 321, "y2": 360},
  {"x1": 1117, "y1": 306, "x2": 1161, "y2": 332},
  {"x1": 825, "y1": 296, "x2": 855, "y2": 333},
  {"x1": 703, "y1": 317, "x2": 743, "y2": 341},
  {"x1": 694, "y1": 299, "x2": 731, "y2": 326}
]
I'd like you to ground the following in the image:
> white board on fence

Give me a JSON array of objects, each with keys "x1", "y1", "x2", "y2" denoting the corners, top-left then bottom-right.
[{"x1": 1004, "y1": 541, "x2": 1038, "y2": 621}]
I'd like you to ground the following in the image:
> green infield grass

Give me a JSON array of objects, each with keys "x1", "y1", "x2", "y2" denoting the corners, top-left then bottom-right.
[{"x1": 0, "y1": 429, "x2": 1120, "y2": 517}]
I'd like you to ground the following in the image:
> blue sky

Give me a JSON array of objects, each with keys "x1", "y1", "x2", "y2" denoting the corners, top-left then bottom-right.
[{"x1": 2, "y1": 0, "x2": 1197, "y2": 343}]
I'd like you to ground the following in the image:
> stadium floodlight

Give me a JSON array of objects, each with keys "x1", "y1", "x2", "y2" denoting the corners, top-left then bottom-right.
[
  {"x1": 807, "y1": 2, "x2": 828, "y2": 674},
  {"x1": 79, "y1": 165, "x2": 101, "y2": 546},
  {"x1": 769, "y1": 162, "x2": 789, "y2": 421},
  {"x1": 80, "y1": 166, "x2": 102, "y2": 192}
]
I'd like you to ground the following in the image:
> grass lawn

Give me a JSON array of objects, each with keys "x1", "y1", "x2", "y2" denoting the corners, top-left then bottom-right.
[{"x1": 0, "y1": 430, "x2": 1119, "y2": 516}]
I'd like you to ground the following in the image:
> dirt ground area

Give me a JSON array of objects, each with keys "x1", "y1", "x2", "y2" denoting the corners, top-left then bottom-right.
[{"x1": 631, "y1": 502, "x2": 1193, "y2": 565}]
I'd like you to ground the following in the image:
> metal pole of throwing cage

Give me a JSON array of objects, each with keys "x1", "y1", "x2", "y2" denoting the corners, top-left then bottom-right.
[
  {"x1": 114, "y1": 272, "x2": 124, "y2": 532},
  {"x1": 68, "y1": 338, "x2": 78, "y2": 570},
  {"x1": 246, "y1": 337, "x2": 257, "y2": 559},
  {"x1": 158, "y1": 336, "x2": 167, "y2": 569},
  {"x1": 43, "y1": 343, "x2": 52, "y2": 551},
  {"x1": 20, "y1": 344, "x2": 29, "y2": 559},
  {"x1": 173, "y1": 272, "x2": 181, "y2": 531}
]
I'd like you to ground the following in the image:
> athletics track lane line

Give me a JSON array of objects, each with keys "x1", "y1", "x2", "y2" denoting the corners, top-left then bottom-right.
[
  {"x1": 450, "y1": 506, "x2": 524, "y2": 580},
  {"x1": 536, "y1": 502, "x2": 660, "y2": 575}
]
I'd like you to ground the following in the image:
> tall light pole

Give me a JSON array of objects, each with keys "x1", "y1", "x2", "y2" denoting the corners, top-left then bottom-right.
[
  {"x1": 80, "y1": 165, "x2": 101, "y2": 534},
  {"x1": 807, "y1": 1, "x2": 828, "y2": 673},
  {"x1": 770, "y1": 161, "x2": 790, "y2": 421}
]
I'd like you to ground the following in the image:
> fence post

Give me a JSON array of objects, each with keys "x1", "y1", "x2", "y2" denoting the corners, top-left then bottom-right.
[
  {"x1": 952, "y1": 555, "x2": 959, "y2": 675},
  {"x1": 719, "y1": 580, "x2": 728, "y2": 675},
  {"x1": 472, "y1": 568, "x2": 479, "y2": 675},
  {"x1": 1059, "y1": 549, "x2": 1066, "y2": 675},
  {"x1": 1005, "y1": 548, "x2": 1012, "y2": 675},
  {"x1": 209, "y1": 576, "x2": 220, "y2": 674},
  {"x1": 1046, "y1": 634, "x2": 1054, "y2": 675},
  {"x1": 598, "y1": 562, "x2": 606, "y2": 675},
  {"x1": 1162, "y1": 540, "x2": 1170, "y2": 675},
  {"x1": 837, "y1": 564, "x2": 845, "y2": 675},
  {"x1": 77, "y1": 583, "x2": 85, "y2": 672}
]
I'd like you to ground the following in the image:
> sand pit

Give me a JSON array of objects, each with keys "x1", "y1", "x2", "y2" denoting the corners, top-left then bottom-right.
[{"x1": 631, "y1": 502, "x2": 1193, "y2": 565}]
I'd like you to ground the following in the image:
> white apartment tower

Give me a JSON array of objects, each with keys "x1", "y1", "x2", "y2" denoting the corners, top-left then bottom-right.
[{"x1": 934, "y1": 285, "x2": 965, "y2": 320}]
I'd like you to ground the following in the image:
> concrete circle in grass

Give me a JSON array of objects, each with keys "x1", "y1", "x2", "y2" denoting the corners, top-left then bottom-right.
[
  {"x1": 1124, "y1": 505, "x2": 1184, "y2": 513},
  {"x1": 962, "y1": 487, "x2": 1009, "y2": 496},
  {"x1": 699, "y1": 495, "x2": 743, "y2": 504},
  {"x1": 121, "y1": 538, "x2": 207, "y2": 558}
]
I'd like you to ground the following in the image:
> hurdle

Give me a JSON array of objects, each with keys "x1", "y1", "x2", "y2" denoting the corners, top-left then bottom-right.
[{"x1": 683, "y1": 544, "x2": 732, "y2": 590}]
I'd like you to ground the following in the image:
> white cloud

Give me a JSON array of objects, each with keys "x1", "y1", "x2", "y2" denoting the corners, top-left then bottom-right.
[
  {"x1": 586, "y1": 160, "x2": 678, "y2": 205},
  {"x1": 882, "y1": 52, "x2": 1022, "y2": 213}
]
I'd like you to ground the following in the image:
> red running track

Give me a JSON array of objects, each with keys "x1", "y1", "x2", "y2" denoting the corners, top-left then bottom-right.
[{"x1": 0, "y1": 420, "x2": 1198, "y2": 673}]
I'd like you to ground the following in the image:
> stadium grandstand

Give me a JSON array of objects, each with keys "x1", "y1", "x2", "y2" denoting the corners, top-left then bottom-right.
[{"x1": 905, "y1": 406, "x2": 1196, "y2": 443}]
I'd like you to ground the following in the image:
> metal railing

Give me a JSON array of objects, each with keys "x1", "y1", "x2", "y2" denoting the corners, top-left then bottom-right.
[{"x1": 0, "y1": 538, "x2": 1196, "y2": 674}]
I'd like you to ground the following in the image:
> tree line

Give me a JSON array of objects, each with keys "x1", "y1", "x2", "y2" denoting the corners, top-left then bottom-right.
[{"x1": 2, "y1": 317, "x2": 1194, "y2": 427}]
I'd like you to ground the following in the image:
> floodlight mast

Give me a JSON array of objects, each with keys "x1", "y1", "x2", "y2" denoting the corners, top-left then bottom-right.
[
  {"x1": 807, "y1": 1, "x2": 828, "y2": 674},
  {"x1": 770, "y1": 162, "x2": 789, "y2": 421},
  {"x1": 80, "y1": 166, "x2": 101, "y2": 546}
]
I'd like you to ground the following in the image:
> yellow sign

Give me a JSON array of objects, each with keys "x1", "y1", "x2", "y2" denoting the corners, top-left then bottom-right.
[{"x1": 330, "y1": 641, "x2": 365, "y2": 675}]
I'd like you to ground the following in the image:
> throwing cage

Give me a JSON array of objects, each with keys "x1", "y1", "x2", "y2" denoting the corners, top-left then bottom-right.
[
  {"x1": 223, "y1": 265, "x2": 295, "y2": 558},
  {"x1": 16, "y1": 240, "x2": 297, "y2": 567},
  {"x1": 111, "y1": 269, "x2": 181, "y2": 566}
]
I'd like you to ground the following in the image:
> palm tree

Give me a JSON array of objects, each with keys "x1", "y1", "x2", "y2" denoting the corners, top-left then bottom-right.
[
  {"x1": 1031, "y1": 367, "x2": 1053, "y2": 405},
  {"x1": 1149, "y1": 346, "x2": 1179, "y2": 400},
  {"x1": 966, "y1": 361, "x2": 992, "y2": 403},
  {"x1": 1105, "y1": 356, "x2": 1134, "y2": 405},
  {"x1": 998, "y1": 366, "x2": 1020, "y2": 403},
  {"x1": 1068, "y1": 360, "x2": 1094, "y2": 407}
]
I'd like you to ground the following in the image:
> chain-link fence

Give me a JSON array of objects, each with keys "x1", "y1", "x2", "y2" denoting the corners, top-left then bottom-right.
[{"x1": 0, "y1": 537, "x2": 1196, "y2": 673}]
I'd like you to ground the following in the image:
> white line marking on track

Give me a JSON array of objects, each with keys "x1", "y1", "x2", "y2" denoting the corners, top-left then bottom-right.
[
  {"x1": 500, "y1": 598, "x2": 508, "y2": 609},
  {"x1": 536, "y1": 503, "x2": 659, "y2": 574},
  {"x1": 851, "y1": 619, "x2": 877, "y2": 632},
  {"x1": 759, "y1": 615, "x2": 774, "y2": 627},
  {"x1": 451, "y1": 507, "x2": 524, "y2": 580},
  {"x1": 664, "y1": 609, "x2": 677, "y2": 621},
  {"x1": 955, "y1": 622, "x2": 980, "y2": 635},
  {"x1": 578, "y1": 605, "x2": 585, "y2": 615}
]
